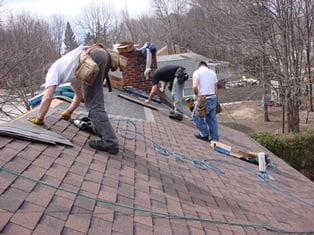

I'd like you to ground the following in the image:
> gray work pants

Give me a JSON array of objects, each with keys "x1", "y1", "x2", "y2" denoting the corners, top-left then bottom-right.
[
  {"x1": 171, "y1": 77, "x2": 184, "y2": 114},
  {"x1": 83, "y1": 48, "x2": 118, "y2": 146}
]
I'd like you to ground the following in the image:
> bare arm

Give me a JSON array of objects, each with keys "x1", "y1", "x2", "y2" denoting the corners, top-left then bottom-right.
[
  {"x1": 145, "y1": 84, "x2": 159, "y2": 103},
  {"x1": 67, "y1": 86, "x2": 83, "y2": 112},
  {"x1": 38, "y1": 85, "x2": 56, "y2": 119},
  {"x1": 192, "y1": 77, "x2": 199, "y2": 96},
  {"x1": 160, "y1": 82, "x2": 168, "y2": 93}
]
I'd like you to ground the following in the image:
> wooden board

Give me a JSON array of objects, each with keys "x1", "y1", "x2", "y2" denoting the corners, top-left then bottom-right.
[
  {"x1": 210, "y1": 141, "x2": 260, "y2": 164},
  {"x1": 118, "y1": 94, "x2": 158, "y2": 110},
  {"x1": 237, "y1": 150, "x2": 258, "y2": 159}
]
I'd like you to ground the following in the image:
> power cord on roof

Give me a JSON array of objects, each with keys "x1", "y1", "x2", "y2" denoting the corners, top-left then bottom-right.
[
  {"x1": 113, "y1": 118, "x2": 314, "y2": 208},
  {"x1": 215, "y1": 106, "x2": 314, "y2": 207},
  {"x1": 205, "y1": 159, "x2": 314, "y2": 207},
  {"x1": 115, "y1": 118, "x2": 225, "y2": 174}
]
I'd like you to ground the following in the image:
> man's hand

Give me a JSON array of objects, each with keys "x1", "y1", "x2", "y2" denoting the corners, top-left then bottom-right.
[
  {"x1": 144, "y1": 99, "x2": 150, "y2": 103},
  {"x1": 28, "y1": 117, "x2": 44, "y2": 125},
  {"x1": 61, "y1": 110, "x2": 72, "y2": 120}
]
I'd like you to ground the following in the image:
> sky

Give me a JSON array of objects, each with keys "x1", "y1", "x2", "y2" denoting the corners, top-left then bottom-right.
[{"x1": 2, "y1": 0, "x2": 151, "y2": 20}]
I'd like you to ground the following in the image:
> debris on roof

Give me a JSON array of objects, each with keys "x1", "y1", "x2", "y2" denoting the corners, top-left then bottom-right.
[
  {"x1": 123, "y1": 85, "x2": 160, "y2": 103},
  {"x1": 0, "y1": 122, "x2": 73, "y2": 146},
  {"x1": 118, "y1": 94, "x2": 158, "y2": 110}
]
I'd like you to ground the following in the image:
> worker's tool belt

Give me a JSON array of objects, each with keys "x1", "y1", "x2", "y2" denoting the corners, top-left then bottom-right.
[
  {"x1": 75, "y1": 48, "x2": 99, "y2": 86},
  {"x1": 205, "y1": 94, "x2": 216, "y2": 98},
  {"x1": 87, "y1": 43, "x2": 127, "y2": 72},
  {"x1": 75, "y1": 43, "x2": 126, "y2": 92},
  {"x1": 195, "y1": 95, "x2": 209, "y2": 117},
  {"x1": 216, "y1": 101, "x2": 222, "y2": 114}
]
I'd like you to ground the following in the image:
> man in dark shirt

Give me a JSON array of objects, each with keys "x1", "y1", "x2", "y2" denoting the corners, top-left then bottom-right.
[{"x1": 145, "y1": 65, "x2": 188, "y2": 120}]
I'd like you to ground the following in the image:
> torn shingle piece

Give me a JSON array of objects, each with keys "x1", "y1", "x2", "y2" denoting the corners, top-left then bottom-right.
[{"x1": 0, "y1": 123, "x2": 73, "y2": 146}]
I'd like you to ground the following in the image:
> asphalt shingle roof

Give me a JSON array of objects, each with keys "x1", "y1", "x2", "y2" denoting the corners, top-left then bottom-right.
[{"x1": 0, "y1": 88, "x2": 313, "y2": 234}]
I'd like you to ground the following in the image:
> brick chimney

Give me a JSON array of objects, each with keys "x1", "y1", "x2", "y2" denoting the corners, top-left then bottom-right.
[{"x1": 119, "y1": 50, "x2": 157, "y2": 93}]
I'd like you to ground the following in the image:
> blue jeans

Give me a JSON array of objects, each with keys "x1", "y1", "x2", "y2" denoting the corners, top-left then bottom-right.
[{"x1": 192, "y1": 97, "x2": 219, "y2": 141}]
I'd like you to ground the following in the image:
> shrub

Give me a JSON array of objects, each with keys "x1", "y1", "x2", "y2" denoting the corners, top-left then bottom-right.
[{"x1": 249, "y1": 131, "x2": 314, "y2": 181}]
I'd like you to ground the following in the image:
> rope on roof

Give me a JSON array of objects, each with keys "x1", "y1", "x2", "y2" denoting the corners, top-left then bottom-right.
[{"x1": 0, "y1": 165, "x2": 313, "y2": 234}]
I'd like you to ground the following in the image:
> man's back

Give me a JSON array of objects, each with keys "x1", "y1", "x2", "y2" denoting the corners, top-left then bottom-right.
[
  {"x1": 193, "y1": 66, "x2": 217, "y2": 96},
  {"x1": 152, "y1": 65, "x2": 181, "y2": 84}
]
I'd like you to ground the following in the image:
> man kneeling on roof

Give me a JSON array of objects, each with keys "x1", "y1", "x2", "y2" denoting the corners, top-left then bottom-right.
[
  {"x1": 28, "y1": 44, "x2": 126, "y2": 154},
  {"x1": 145, "y1": 65, "x2": 189, "y2": 121}
]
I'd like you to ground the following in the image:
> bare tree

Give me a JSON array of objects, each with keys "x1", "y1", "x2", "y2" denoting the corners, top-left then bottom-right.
[
  {"x1": 118, "y1": 9, "x2": 138, "y2": 42},
  {"x1": 229, "y1": 0, "x2": 312, "y2": 133},
  {"x1": 75, "y1": 0, "x2": 117, "y2": 46},
  {"x1": 117, "y1": 9, "x2": 159, "y2": 46},
  {"x1": 152, "y1": 0, "x2": 189, "y2": 53},
  {"x1": 0, "y1": 0, "x2": 5, "y2": 25},
  {"x1": 259, "y1": 0, "x2": 313, "y2": 133},
  {"x1": 303, "y1": 0, "x2": 314, "y2": 112},
  {"x1": 0, "y1": 13, "x2": 59, "y2": 120},
  {"x1": 186, "y1": 0, "x2": 313, "y2": 133},
  {"x1": 229, "y1": 1, "x2": 274, "y2": 122},
  {"x1": 48, "y1": 14, "x2": 66, "y2": 55}
]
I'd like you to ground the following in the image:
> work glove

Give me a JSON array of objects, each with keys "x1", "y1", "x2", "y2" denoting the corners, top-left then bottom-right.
[
  {"x1": 144, "y1": 68, "x2": 151, "y2": 80},
  {"x1": 185, "y1": 98, "x2": 195, "y2": 112},
  {"x1": 61, "y1": 110, "x2": 72, "y2": 120},
  {"x1": 28, "y1": 117, "x2": 44, "y2": 125}
]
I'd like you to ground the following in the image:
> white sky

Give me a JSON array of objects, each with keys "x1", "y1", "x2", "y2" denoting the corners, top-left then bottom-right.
[{"x1": 2, "y1": 0, "x2": 152, "y2": 20}]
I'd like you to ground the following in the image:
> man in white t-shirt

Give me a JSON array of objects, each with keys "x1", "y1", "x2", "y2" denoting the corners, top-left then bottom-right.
[
  {"x1": 28, "y1": 44, "x2": 121, "y2": 154},
  {"x1": 192, "y1": 61, "x2": 219, "y2": 141}
]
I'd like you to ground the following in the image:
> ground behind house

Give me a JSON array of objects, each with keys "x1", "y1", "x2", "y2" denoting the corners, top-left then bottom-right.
[
  {"x1": 217, "y1": 86, "x2": 314, "y2": 181},
  {"x1": 217, "y1": 86, "x2": 314, "y2": 134}
]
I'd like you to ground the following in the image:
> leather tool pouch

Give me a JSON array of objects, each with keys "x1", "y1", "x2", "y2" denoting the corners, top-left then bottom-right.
[
  {"x1": 195, "y1": 96, "x2": 209, "y2": 117},
  {"x1": 216, "y1": 101, "x2": 222, "y2": 114},
  {"x1": 75, "y1": 50, "x2": 99, "y2": 86}
]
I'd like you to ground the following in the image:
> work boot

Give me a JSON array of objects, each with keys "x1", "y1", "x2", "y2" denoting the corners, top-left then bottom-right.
[
  {"x1": 195, "y1": 134, "x2": 210, "y2": 142},
  {"x1": 169, "y1": 113, "x2": 183, "y2": 121},
  {"x1": 88, "y1": 140, "x2": 119, "y2": 154}
]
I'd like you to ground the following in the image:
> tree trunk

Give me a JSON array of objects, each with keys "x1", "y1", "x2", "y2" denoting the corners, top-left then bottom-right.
[
  {"x1": 281, "y1": 93, "x2": 285, "y2": 133},
  {"x1": 263, "y1": 83, "x2": 270, "y2": 122},
  {"x1": 287, "y1": 95, "x2": 300, "y2": 132},
  {"x1": 307, "y1": 44, "x2": 313, "y2": 112},
  {"x1": 305, "y1": 0, "x2": 313, "y2": 112},
  {"x1": 261, "y1": 55, "x2": 270, "y2": 122},
  {"x1": 310, "y1": 78, "x2": 313, "y2": 112}
]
